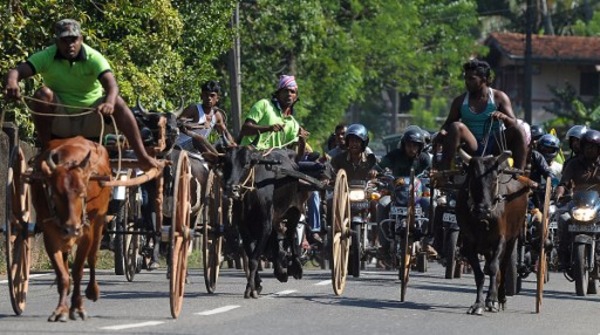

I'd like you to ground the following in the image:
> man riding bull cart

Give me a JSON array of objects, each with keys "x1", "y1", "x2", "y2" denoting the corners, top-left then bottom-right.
[
  {"x1": 5, "y1": 19, "x2": 199, "y2": 321},
  {"x1": 202, "y1": 75, "x2": 338, "y2": 298},
  {"x1": 432, "y1": 59, "x2": 545, "y2": 315}
]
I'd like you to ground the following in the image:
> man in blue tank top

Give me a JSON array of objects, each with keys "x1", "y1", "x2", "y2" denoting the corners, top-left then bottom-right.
[{"x1": 435, "y1": 59, "x2": 527, "y2": 171}]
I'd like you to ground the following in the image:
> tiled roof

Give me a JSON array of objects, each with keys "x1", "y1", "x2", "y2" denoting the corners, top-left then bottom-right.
[{"x1": 485, "y1": 32, "x2": 600, "y2": 63}]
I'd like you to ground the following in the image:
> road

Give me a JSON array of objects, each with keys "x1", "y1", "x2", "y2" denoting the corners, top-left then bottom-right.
[{"x1": 1, "y1": 261, "x2": 600, "y2": 335}]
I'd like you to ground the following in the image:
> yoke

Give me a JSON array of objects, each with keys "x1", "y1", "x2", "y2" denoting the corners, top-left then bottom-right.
[{"x1": 262, "y1": 160, "x2": 329, "y2": 192}]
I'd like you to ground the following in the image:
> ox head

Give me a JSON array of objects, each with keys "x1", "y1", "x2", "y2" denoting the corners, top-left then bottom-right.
[
  {"x1": 459, "y1": 149, "x2": 512, "y2": 222},
  {"x1": 40, "y1": 149, "x2": 93, "y2": 238},
  {"x1": 132, "y1": 98, "x2": 184, "y2": 154}
]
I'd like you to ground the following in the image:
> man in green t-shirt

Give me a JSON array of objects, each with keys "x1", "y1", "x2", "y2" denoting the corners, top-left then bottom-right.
[
  {"x1": 238, "y1": 75, "x2": 309, "y2": 157},
  {"x1": 3, "y1": 19, "x2": 159, "y2": 171}
]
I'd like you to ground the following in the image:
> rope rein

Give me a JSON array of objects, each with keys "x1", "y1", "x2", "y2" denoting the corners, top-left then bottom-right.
[
  {"x1": 18, "y1": 95, "x2": 124, "y2": 178},
  {"x1": 238, "y1": 166, "x2": 256, "y2": 196},
  {"x1": 253, "y1": 129, "x2": 300, "y2": 157}
]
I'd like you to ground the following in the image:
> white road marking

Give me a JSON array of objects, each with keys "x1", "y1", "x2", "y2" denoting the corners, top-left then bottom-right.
[
  {"x1": 263, "y1": 289, "x2": 298, "y2": 299},
  {"x1": 0, "y1": 273, "x2": 50, "y2": 284},
  {"x1": 271, "y1": 289, "x2": 297, "y2": 296},
  {"x1": 315, "y1": 280, "x2": 332, "y2": 286},
  {"x1": 100, "y1": 321, "x2": 164, "y2": 330},
  {"x1": 196, "y1": 305, "x2": 241, "y2": 316}
]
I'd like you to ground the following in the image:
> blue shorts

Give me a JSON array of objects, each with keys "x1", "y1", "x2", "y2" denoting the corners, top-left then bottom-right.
[{"x1": 474, "y1": 131, "x2": 502, "y2": 156}]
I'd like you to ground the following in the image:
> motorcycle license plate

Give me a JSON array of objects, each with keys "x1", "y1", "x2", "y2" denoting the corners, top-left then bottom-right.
[
  {"x1": 568, "y1": 224, "x2": 600, "y2": 233},
  {"x1": 390, "y1": 206, "x2": 422, "y2": 216},
  {"x1": 443, "y1": 212, "x2": 457, "y2": 224},
  {"x1": 390, "y1": 206, "x2": 408, "y2": 216}
]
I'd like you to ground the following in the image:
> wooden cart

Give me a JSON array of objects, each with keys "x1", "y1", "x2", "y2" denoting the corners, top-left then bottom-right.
[{"x1": 4, "y1": 119, "x2": 192, "y2": 319}]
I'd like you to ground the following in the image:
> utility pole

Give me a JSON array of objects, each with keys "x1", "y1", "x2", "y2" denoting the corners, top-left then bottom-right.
[
  {"x1": 524, "y1": 0, "x2": 533, "y2": 124},
  {"x1": 228, "y1": 2, "x2": 242, "y2": 135}
]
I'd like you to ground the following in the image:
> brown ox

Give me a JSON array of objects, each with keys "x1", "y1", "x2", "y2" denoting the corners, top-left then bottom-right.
[
  {"x1": 31, "y1": 136, "x2": 111, "y2": 322},
  {"x1": 456, "y1": 149, "x2": 529, "y2": 315}
]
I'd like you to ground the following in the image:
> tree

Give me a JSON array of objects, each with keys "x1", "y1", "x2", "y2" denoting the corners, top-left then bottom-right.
[
  {"x1": 0, "y1": 0, "x2": 236, "y2": 141},
  {"x1": 544, "y1": 82, "x2": 600, "y2": 130}
]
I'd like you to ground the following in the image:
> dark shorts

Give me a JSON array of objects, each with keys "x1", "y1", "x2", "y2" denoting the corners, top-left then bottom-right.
[
  {"x1": 51, "y1": 96, "x2": 114, "y2": 139},
  {"x1": 474, "y1": 130, "x2": 502, "y2": 156}
]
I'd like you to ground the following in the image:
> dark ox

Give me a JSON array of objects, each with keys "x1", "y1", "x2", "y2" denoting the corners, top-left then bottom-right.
[
  {"x1": 209, "y1": 146, "x2": 310, "y2": 298},
  {"x1": 456, "y1": 149, "x2": 529, "y2": 315},
  {"x1": 31, "y1": 137, "x2": 112, "y2": 322}
]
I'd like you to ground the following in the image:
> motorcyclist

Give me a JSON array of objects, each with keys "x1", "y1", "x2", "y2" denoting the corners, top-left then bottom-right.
[
  {"x1": 530, "y1": 124, "x2": 546, "y2": 146},
  {"x1": 329, "y1": 123, "x2": 378, "y2": 261},
  {"x1": 330, "y1": 123, "x2": 378, "y2": 180},
  {"x1": 519, "y1": 120, "x2": 555, "y2": 251},
  {"x1": 375, "y1": 126, "x2": 434, "y2": 264},
  {"x1": 537, "y1": 134, "x2": 563, "y2": 178},
  {"x1": 554, "y1": 129, "x2": 600, "y2": 272},
  {"x1": 378, "y1": 126, "x2": 431, "y2": 177},
  {"x1": 563, "y1": 125, "x2": 588, "y2": 168},
  {"x1": 527, "y1": 134, "x2": 556, "y2": 209}
]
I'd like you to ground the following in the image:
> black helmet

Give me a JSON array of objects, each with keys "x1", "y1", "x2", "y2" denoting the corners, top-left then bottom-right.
[
  {"x1": 400, "y1": 126, "x2": 425, "y2": 151},
  {"x1": 537, "y1": 134, "x2": 560, "y2": 161},
  {"x1": 422, "y1": 130, "x2": 431, "y2": 144},
  {"x1": 530, "y1": 125, "x2": 546, "y2": 141},
  {"x1": 566, "y1": 125, "x2": 588, "y2": 140},
  {"x1": 345, "y1": 123, "x2": 369, "y2": 148},
  {"x1": 581, "y1": 129, "x2": 600, "y2": 149}
]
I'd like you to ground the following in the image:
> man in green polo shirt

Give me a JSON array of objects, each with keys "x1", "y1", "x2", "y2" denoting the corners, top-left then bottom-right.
[
  {"x1": 3, "y1": 19, "x2": 159, "y2": 170},
  {"x1": 238, "y1": 75, "x2": 309, "y2": 156}
]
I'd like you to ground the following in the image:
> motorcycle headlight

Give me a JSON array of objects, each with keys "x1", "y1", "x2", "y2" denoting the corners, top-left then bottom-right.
[
  {"x1": 370, "y1": 192, "x2": 381, "y2": 201},
  {"x1": 349, "y1": 190, "x2": 366, "y2": 201},
  {"x1": 572, "y1": 207, "x2": 596, "y2": 222},
  {"x1": 548, "y1": 204, "x2": 556, "y2": 215},
  {"x1": 449, "y1": 199, "x2": 456, "y2": 208}
]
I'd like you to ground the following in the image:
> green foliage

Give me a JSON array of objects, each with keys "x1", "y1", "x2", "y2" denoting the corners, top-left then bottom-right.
[
  {"x1": 352, "y1": 0, "x2": 483, "y2": 138},
  {"x1": 238, "y1": 0, "x2": 482, "y2": 148},
  {"x1": 543, "y1": 82, "x2": 600, "y2": 130},
  {"x1": 410, "y1": 97, "x2": 449, "y2": 130},
  {"x1": 5, "y1": 0, "x2": 575, "y2": 150},
  {"x1": 572, "y1": 9, "x2": 600, "y2": 35},
  {"x1": 0, "y1": 0, "x2": 234, "y2": 141}
]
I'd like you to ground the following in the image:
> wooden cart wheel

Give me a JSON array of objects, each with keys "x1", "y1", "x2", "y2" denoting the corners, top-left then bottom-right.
[
  {"x1": 124, "y1": 183, "x2": 142, "y2": 282},
  {"x1": 400, "y1": 168, "x2": 416, "y2": 302},
  {"x1": 330, "y1": 169, "x2": 351, "y2": 295},
  {"x1": 203, "y1": 169, "x2": 223, "y2": 294},
  {"x1": 536, "y1": 176, "x2": 552, "y2": 313},
  {"x1": 113, "y1": 188, "x2": 127, "y2": 277},
  {"x1": 5, "y1": 146, "x2": 32, "y2": 315},
  {"x1": 169, "y1": 151, "x2": 191, "y2": 319}
]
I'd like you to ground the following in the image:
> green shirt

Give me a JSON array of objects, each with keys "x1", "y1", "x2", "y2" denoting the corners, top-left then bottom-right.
[
  {"x1": 27, "y1": 43, "x2": 111, "y2": 112},
  {"x1": 240, "y1": 98, "x2": 300, "y2": 150}
]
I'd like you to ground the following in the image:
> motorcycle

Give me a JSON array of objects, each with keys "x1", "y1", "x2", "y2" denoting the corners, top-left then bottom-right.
[
  {"x1": 434, "y1": 187, "x2": 462, "y2": 279},
  {"x1": 379, "y1": 173, "x2": 430, "y2": 274},
  {"x1": 564, "y1": 190, "x2": 600, "y2": 296},
  {"x1": 347, "y1": 179, "x2": 381, "y2": 277},
  {"x1": 513, "y1": 199, "x2": 557, "y2": 294}
]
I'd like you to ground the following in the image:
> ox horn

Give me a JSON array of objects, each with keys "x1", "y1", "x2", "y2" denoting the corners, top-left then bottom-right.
[
  {"x1": 79, "y1": 150, "x2": 92, "y2": 169},
  {"x1": 458, "y1": 148, "x2": 472, "y2": 164},
  {"x1": 136, "y1": 97, "x2": 150, "y2": 115},
  {"x1": 171, "y1": 96, "x2": 185, "y2": 117},
  {"x1": 40, "y1": 150, "x2": 58, "y2": 176},
  {"x1": 497, "y1": 150, "x2": 512, "y2": 165}
]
